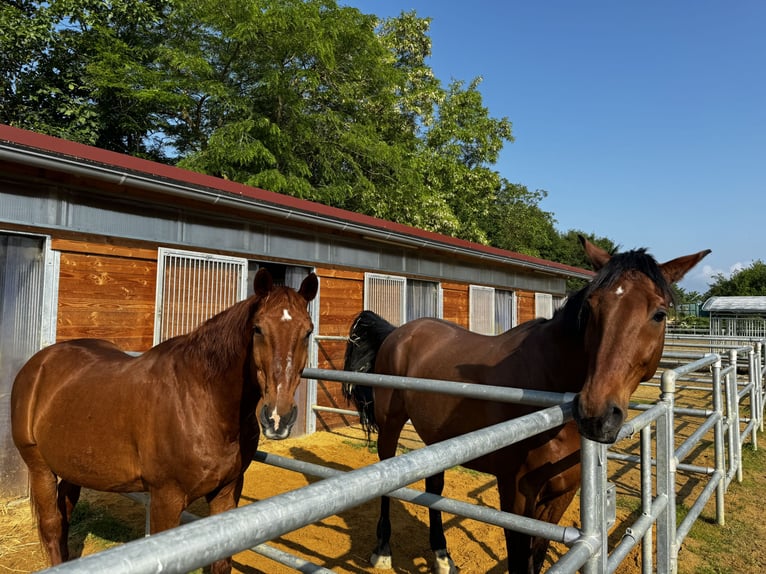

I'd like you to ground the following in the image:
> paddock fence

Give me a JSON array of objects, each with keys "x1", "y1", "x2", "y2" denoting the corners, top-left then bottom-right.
[{"x1": 39, "y1": 333, "x2": 765, "y2": 574}]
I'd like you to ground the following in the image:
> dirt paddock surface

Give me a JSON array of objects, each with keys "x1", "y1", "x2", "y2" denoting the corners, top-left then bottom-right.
[{"x1": 2, "y1": 384, "x2": 766, "y2": 574}]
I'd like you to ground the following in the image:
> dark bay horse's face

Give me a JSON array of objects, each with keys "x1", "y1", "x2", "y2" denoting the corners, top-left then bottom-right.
[
  {"x1": 573, "y1": 238, "x2": 710, "y2": 443},
  {"x1": 251, "y1": 270, "x2": 318, "y2": 440}
]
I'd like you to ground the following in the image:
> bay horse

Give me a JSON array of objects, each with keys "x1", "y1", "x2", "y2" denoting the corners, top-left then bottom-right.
[
  {"x1": 343, "y1": 237, "x2": 709, "y2": 574},
  {"x1": 11, "y1": 268, "x2": 317, "y2": 574}
]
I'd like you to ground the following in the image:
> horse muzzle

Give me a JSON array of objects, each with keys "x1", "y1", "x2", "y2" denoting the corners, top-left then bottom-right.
[
  {"x1": 572, "y1": 394, "x2": 625, "y2": 444},
  {"x1": 259, "y1": 404, "x2": 298, "y2": 440}
]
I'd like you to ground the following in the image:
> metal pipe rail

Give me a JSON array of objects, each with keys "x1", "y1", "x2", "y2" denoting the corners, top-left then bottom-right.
[
  {"x1": 40, "y1": 404, "x2": 577, "y2": 574},
  {"x1": 39, "y1": 331, "x2": 764, "y2": 574},
  {"x1": 253, "y1": 451, "x2": 581, "y2": 544},
  {"x1": 303, "y1": 367, "x2": 577, "y2": 408}
]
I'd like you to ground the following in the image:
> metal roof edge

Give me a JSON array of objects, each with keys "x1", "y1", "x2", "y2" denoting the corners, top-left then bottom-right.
[{"x1": 0, "y1": 125, "x2": 593, "y2": 281}]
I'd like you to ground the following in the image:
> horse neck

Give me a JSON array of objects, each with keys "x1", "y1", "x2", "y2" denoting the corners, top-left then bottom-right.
[
  {"x1": 183, "y1": 298, "x2": 258, "y2": 412},
  {"x1": 499, "y1": 300, "x2": 589, "y2": 393}
]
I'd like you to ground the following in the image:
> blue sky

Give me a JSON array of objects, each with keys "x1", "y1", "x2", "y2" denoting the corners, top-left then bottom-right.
[{"x1": 343, "y1": 1, "x2": 765, "y2": 294}]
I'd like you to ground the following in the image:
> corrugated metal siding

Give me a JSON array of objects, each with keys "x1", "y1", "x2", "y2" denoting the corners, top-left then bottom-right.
[
  {"x1": 0, "y1": 184, "x2": 569, "y2": 296},
  {"x1": 0, "y1": 234, "x2": 46, "y2": 498}
]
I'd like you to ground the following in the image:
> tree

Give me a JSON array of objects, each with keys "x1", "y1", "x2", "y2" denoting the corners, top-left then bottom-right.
[
  {"x1": 1, "y1": 0, "x2": 172, "y2": 158},
  {"x1": 485, "y1": 184, "x2": 558, "y2": 257},
  {"x1": 704, "y1": 261, "x2": 766, "y2": 298},
  {"x1": 3, "y1": 0, "x2": 625, "y2": 259}
]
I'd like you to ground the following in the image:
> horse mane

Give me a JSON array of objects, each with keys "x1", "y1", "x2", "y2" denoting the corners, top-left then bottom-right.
[
  {"x1": 557, "y1": 247, "x2": 673, "y2": 335},
  {"x1": 181, "y1": 296, "x2": 259, "y2": 378},
  {"x1": 171, "y1": 286, "x2": 296, "y2": 378}
]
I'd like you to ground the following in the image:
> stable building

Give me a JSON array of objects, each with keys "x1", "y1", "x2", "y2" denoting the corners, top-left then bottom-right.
[
  {"x1": 702, "y1": 296, "x2": 766, "y2": 338},
  {"x1": 0, "y1": 125, "x2": 591, "y2": 499}
]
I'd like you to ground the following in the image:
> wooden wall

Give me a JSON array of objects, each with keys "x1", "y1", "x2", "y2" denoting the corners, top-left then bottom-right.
[
  {"x1": 53, "y1": 239, "x2": 157, "y2": 352},
  {"x1": 517, "y1": 291, "x2": 537, "y2": 325},
  {"x1": 48, "y1": 239, "x2": 548, "y2": 432},
  {"x1": 309, "y1": 268, "x2": 543, "y2": 431},
  {"x1": 313, "y1": 267, "x2": 364, "y2": 431},
  {"x1": 442, "y1": 281, "x2": 469, "y2": 328}
]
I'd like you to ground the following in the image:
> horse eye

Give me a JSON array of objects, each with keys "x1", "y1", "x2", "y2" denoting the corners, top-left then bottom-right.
[
  {"x1": 304, "y1": 328, "x2": 313, "y2": 340},
  {"x1": 253, "y1": 325, "x2": 263, "y2": 336},
  {"x1": 652, "y1": 310, "x2": 667, "y2": 323}
]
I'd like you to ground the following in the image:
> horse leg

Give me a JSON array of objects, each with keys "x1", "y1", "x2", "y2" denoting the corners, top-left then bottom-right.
[
  {"x1": 205, "y1": 478, "x2": 244, "y2": 574},
  {"x1": 529, "y1": 489, "x2": 578, "y2": 574},
  {"x1": 148, "y1": 486, "x2": 186, "y2": 534},
  {"x1": 370, "y1": 390, "x2": 408, "y2": 570},
  {"x1": 56, "y1": 480, "x2": 81, "y2": 561},
  {"x1": 497, "y1": 476, "x2": 536, "y2": 574},
  {"x1": 25, "y1": 457, "x2": 67, "y2": 565},
  {"x1": 425, "y1": 471, "x2": 457, "y2": 574}
]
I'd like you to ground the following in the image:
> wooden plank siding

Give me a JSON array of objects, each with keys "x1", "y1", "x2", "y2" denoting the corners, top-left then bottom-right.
[
  {"x1": 48, "y1": 243, "x2": 547, "y2": 432},
  {"x1": 53, "y1": 239, "x2": 157, "y2": 352},
  {"x1": 442, "y1": 281, "x2": 469, "y2": 328},
  {"x1": 516, "y1": 291, "x2": 537, "y2": 325},
  {"x1": 313, "y1": 267, "x2": 364, "y2": 431}
]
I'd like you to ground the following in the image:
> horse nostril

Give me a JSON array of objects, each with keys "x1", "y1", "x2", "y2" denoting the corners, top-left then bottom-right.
[{"x1": 607, "y1": 402, "x2": 625, "y2": 430}]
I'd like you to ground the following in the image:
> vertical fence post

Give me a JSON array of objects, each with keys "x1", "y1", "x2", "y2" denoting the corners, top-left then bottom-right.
[
  {"x1": 758, "y1": 341, "x2": 765, "y2": 431},
  {"x1": 749, "y1": 347, "x2": 758, "y2": 449},
  {"x1": 640, "y1": 426, "x2": 653, "y2": 573},
  {"x1": 711, "y1": 356, "x2": 726, "y2": 525},
  {"x1": 729, "y1": 348, "x2": 743, "y2": 482},
  {"x1": 657, "y1": 369, "x2": 677, "y2": 574},
  {"x1": 581, "y1": 437, "x2": 608, "y2": 574}
]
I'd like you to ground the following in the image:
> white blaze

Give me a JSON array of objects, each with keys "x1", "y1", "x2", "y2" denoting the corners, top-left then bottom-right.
[
  {"x1": 615, "y1": 285, "x2": 625, "y2": 296},
  {"x1": 281, "y1": 309, "x2": 292, "y2": 321}
]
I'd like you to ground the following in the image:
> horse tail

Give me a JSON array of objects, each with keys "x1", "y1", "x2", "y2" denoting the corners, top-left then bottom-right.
[{"x1": 342, "y1": 310, "x2": 397, "y2": 435}]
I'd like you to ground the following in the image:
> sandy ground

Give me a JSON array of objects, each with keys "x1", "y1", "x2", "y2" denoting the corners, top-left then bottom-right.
[
  {"x1": 2, "y1": 384, "x2": 764, "y2": 574},
  {"x1": 1, "y1": 422, "x2": 644, "y2": 574}
]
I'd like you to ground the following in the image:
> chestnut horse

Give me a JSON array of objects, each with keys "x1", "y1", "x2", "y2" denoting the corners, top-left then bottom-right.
[
  {"x1": 343, "y1": 237, "x2": 709, "y2": 574},
  {"x1": 11, "y1": 268, "x2": 317, "y2": 574}
]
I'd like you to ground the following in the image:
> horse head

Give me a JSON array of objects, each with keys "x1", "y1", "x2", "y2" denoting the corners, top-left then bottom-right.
[
  {"x1": 251, "y1": 269, "x2": 318, "y2": 440},
  {"x1": 573, "y1": 236, "x2": 710, "y2": 443}
]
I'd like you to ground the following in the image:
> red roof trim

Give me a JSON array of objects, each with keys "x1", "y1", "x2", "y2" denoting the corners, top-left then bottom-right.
[{"x1": 0, "y1": 124, "x2": 591, "y2": 277}]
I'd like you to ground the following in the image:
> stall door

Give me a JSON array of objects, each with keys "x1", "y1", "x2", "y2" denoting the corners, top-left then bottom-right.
[{"x1": 0, "y1": 233, "x2": 58, "y2": 499}]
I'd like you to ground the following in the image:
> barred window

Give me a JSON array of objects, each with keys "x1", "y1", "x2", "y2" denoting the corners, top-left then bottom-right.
[
  {"x1": 364, "y1": 273, "x2": 442, "y2": 327},
  {"x1": 154, "y1": 248, "x2": 248, "y2": 344}
]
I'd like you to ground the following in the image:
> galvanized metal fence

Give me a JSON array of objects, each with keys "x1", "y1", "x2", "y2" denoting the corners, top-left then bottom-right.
[{"x1": 39, "y1": 335, "x2": 765, "y2": 574}]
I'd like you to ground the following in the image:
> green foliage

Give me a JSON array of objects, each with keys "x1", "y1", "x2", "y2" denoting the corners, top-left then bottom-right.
[
  {"x1": 3, "y1": 0, "x2": 627, "y2": 264},
  {"x1": 485, "y1": 184, "x2": 558, "y2": 257},
  {"x1": 704, "y1": 261, "x2": 766, "y2": 298},
  {"x1": 1, "y1": 0, "x2": 173, "y2": 158}
]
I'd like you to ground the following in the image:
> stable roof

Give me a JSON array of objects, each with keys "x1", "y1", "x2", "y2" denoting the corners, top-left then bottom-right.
[
  {"x1": 0, "y1": 124, "x2": 592, "y2": 282},
  {"x1": 702, "y1": 296, "x2": 766, "y2": 314}
]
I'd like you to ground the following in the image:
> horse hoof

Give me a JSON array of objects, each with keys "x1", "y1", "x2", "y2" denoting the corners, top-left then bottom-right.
[
  {"x1": 370, "y1": 551, "x2": 393, "y2": 570},
  {"x1": 433, "y1": 549, "x2": 457, "y2": 574}
]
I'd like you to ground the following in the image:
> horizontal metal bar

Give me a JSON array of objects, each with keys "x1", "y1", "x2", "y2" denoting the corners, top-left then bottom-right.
[
  {"x1": 254, "y1": 451, "x2": 581, "y2": 545},
  {"x1": 41, "y1": 404, "x2": 572, "y2": 573},
  {"x1": 310, "y1": 405, "x2": 359, "y2": 417},
  {"x1": 675, "y1": 470, "x2": 724, "y2": 545},
  {"x1": 607, "y1": 494, "x2": 669, "y2": 571},
  {"x1": 303, "y1": 367, "x2": 576, "y2": 408},
  {"x1": 675, "y1": 414, "x2": 720, "y2": 462},
  {"x1": 122, "y1": 493, "x2": 335, "y2": 573}
]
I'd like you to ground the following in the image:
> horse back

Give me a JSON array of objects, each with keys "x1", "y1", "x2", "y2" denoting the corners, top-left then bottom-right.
[
  {"x1": 11, "y1": 339, "x2": 182, "y2": 490},
  {"x1": 376, "y1": 317, "x2": 530, "y2": 383}
]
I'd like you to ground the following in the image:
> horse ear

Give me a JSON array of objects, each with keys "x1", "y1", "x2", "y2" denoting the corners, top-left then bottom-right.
[
  {"x1": 253, "y1": 268, "x2": 273, "y2": 298},
  {"x1": 579, "y1": 234, "x2": 611, "y2": 270},
  {"x1": 299, "y1": 273, "x2": 319, "y2": 302},
  {"x1": 660, "y1": 249, "x2": 711, "y2": 284}
]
